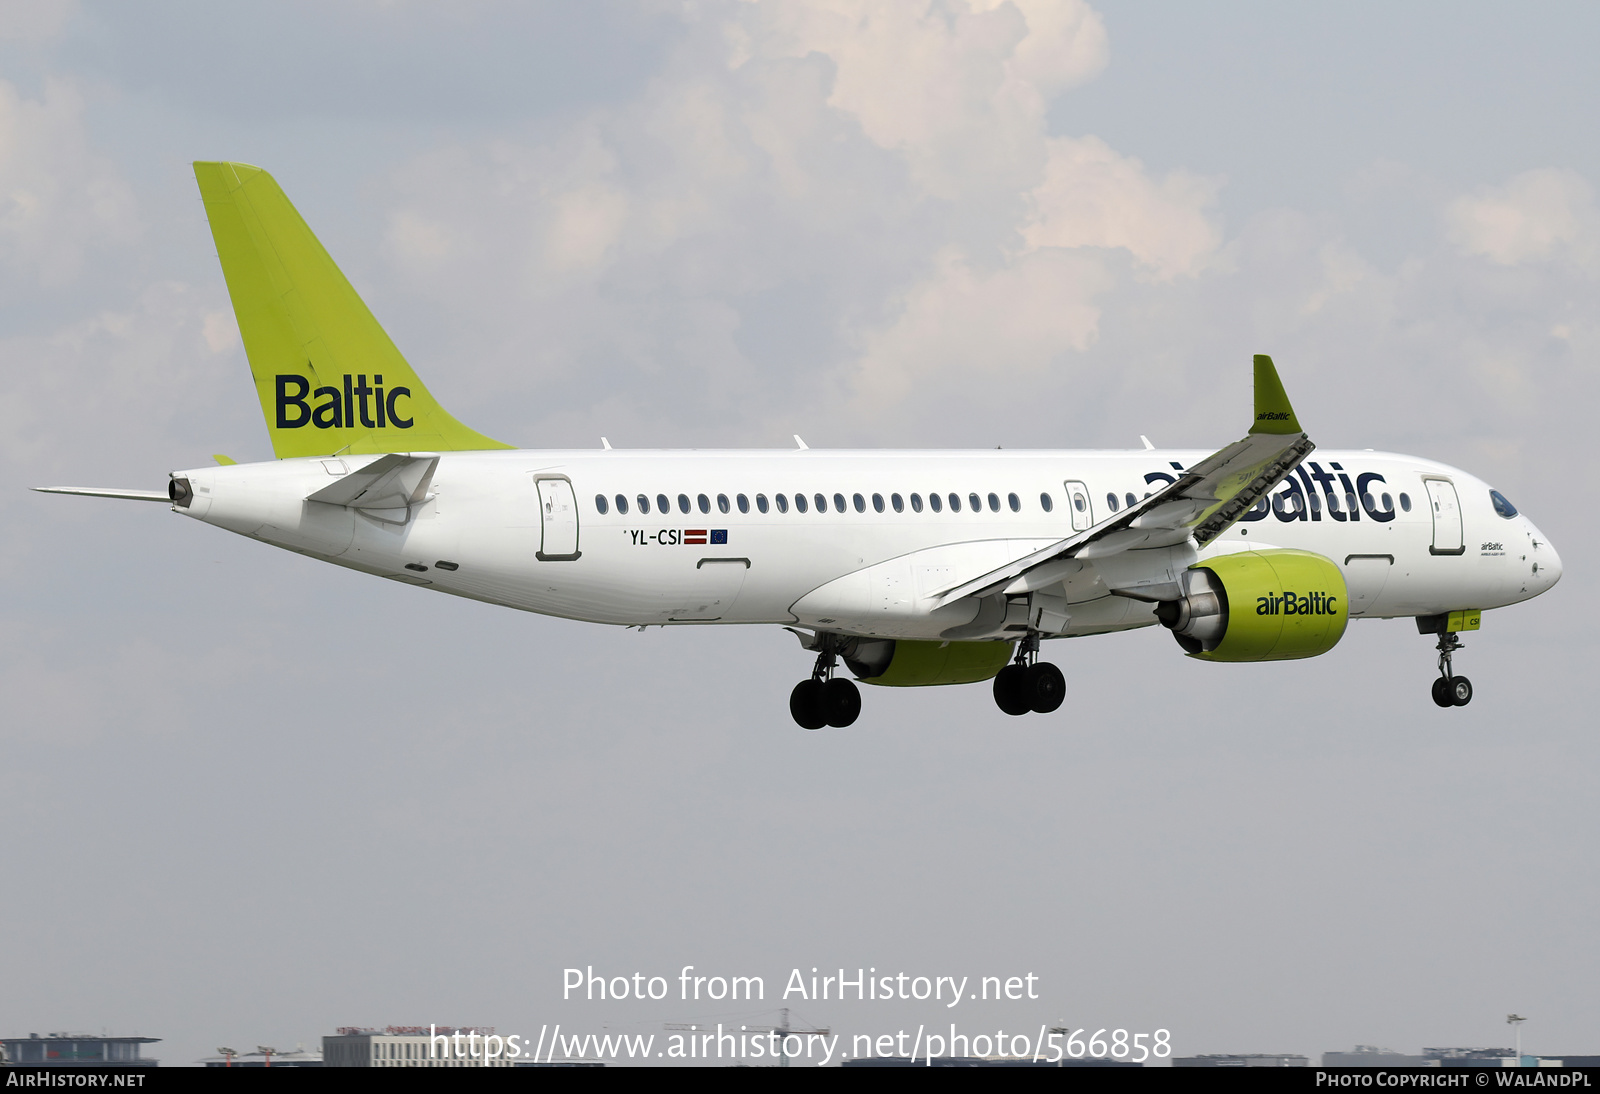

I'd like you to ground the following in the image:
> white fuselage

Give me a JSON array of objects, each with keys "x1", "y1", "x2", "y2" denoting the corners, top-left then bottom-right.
[{"x1": 170, "y1": 448, "x2": 1562, "y2": 641}]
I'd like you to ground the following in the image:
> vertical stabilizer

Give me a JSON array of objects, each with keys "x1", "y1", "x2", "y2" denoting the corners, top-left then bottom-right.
[{"x1": 194, "y1": 161, "x2": 511, "y2": 458}]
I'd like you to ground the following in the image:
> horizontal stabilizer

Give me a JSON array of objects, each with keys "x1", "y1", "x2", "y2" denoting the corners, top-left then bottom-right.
[
  {"x1": 33, "y1": 486, "x2": 171, "y2": 502},
  {"x1": 305, "y1": 453, "x2": 438, "y2": 511}
]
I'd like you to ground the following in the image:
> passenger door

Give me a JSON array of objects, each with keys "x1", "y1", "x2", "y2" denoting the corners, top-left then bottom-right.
[
  {"x1": 535, "y1": 477, "x2": 581, "y2": 560},
  {"x1": 1424, "y1": 478, "x2": 1464, "y2": 555}
]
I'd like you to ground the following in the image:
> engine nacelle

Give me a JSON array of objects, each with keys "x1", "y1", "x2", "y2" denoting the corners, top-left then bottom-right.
[
  {"x1": 843, "y1": 638, "x2": 1014, "y2": 687},
  {"x1": 1155, "y1": 549, "x2": 1348, "y2": 661}
]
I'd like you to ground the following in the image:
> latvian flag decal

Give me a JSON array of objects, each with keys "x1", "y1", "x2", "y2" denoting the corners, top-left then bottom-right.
[{"x1": 684, "y1": 530, "x2": 728, "y2": 546}]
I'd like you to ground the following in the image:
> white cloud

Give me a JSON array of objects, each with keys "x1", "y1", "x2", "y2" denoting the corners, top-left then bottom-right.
[
  {"x1": 846, "y1": 246, "x2": 1109, "y2": 409},
  {"x1": 740, "y1": 0, "x2": 1107, "y2": 199},
  {"x1": 1023, "y1": 135, "x2": 1222, "y2": 279},
  {"x1": 0, "y1": 78, "x2": 139, "y2": 287},
  {"x1": 1445, "y1": 168, "x2": 1599, "y2": 268}
]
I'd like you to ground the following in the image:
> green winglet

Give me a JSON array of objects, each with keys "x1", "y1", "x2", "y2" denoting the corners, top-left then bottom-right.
[
  {"x1": 212, "y1": 454, "x2": 237, "y2": 466},
  {"x1": 1249, "y1": 354, "x2": 1302, "y2": 435}
]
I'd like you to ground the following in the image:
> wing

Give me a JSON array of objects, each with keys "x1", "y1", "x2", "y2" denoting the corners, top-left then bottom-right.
[{"x1": 932, "y1": 355, "x2": 1314, "y2": 606}]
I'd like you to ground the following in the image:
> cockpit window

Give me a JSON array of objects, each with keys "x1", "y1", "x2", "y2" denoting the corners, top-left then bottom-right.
[{"x1": 1490, "y1": 489, "x2": 1518, "y2": 519}]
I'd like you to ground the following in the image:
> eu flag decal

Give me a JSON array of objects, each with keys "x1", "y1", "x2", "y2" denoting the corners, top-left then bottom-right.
[{"x1": 710, "y1": 529, "x2": 728, "y2": 545}]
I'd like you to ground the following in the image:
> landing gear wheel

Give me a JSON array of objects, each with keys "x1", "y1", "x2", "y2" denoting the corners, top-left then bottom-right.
[
  {"x1": 993, "y1": 665, "x2": 1030, "y2": 716},
  {"x1": 790, "y1": 679, "x2": 827, "y2": 730},
  {"x1": 823, "y1": 678, "x2": 862, "y2": 727},
  {"x1": 1025, "y1": 662, "x2": 1066, "y2": 714},
  {"x1": 1449, "y1": 676, "x2": 1473, "y2": 706},
  {"x1": 1431, "y1": 677, "x2": 1453, "y2": 708}
]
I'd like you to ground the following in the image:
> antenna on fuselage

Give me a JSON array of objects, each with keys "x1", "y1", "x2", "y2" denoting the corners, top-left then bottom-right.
[
  {"x1": 793, "y1": 435, "x2": 809, "y2": 450},
  {"x1": 601, "y1": 437, "x2": 612, "y2": 450},
  {"x1": 1140, "y1": 435, "x2": 1155, "y2": 450}
]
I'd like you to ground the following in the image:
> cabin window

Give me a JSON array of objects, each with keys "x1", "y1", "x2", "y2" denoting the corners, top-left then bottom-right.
[
  {"x1": 890, "y1": 493, "x2": 903, "y2": 513},
  {"x1": 930, "y1": 492, "x2": 943, "y2": 512},
  {"x1": 754, "y1": 493, "x2": 768, "y2": 513},
  {"x1": 910, "y1": 493, "x2": 924, "y2": 512},
  {"x1": 833, "y1": 492, "x2": 846, "y2": 512},
  {"x1": 948, "y1": 493, "x2": 961, "y2": 512},
  {"x1": 987, "y1": 492, "x2": 1000, "y2": 512},
  {"x1": 615, "y1": 494, "x2": 629, "y2": 515},
  {"x1": 736, "y1": 493, "x2": 749, "y2": 514},
  {"x1": 795, "y1": 493, "x2": 808, "y2": 513},
  {"x1": 1008, "y1": 492, "x2": 1020, "y2": 512},
  {"x1": 1042, "y1": 492, "x2": 1055, "y2": 513},
  {"x1": 638, "y1": 494, "x2": 651, "y2": 514},
  {"x1": 717, "y1": 493, "x2": 730, "y2": 514},
  {"x1": 1125, "y1": 492, "x2": 1137, "y2": 509},
  {"x1": 698, "y1": 493, "x2": 711, "y2": 514},
  {"x1": 677, "y1": 494, "x2": 690, "y2": 514},
  {"x1": 594, "y1": 494, "x2": 609, "y2": 514},
  {"x1": 1106, "y1": 493, "x2": 1119, "y2": 512},
  {"x1": 657, "y1": 493, "x2": 670, "y2": 514},
  {"x1": 1399, "y1": 493, "x2": 1411, "y2": 512},
  {"x1": 854, "y1": 493, "x2": 867, "y2": 513},
  {"x1": 775, "y1": 493, "x2": 788, "y2": 513},
  {"x1": 969, "y1": 492, "x2": 982, "y2": 512},
  {"x1": 816, "y1": 493, "x2": 829, "y2": 513}
]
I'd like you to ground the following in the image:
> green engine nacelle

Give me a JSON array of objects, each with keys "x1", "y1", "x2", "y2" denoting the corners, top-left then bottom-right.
[
  {"x1": 843, "y1": 638, "x2": 1015, "y2": 687},
  {"x1": 1156, "y1": 549, "x2": 1349, "y2": 661}
]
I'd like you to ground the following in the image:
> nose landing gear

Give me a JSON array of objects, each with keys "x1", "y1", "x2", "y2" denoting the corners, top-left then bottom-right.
[
  {"x1": 993, "y1": 634, "x2": 1065, "y2": 717},
  {"x1": 789, "y1": 636, "x2": 861, "y2": 729},
  {"x1": 1429, "y1": 630, "x2": 1473, "y2": 708}
]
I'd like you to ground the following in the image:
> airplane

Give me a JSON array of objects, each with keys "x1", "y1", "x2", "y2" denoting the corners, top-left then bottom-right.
[{"x1": 36, "y1": 162, "x2": 1564, "y2": 728}]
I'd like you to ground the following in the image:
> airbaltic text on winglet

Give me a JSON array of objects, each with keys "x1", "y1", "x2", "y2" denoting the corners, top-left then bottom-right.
[
  {"x1": 1257, "y1": 411, "x2": 1292, "y2": 421},
  {"x1": 275, "y1": 373, "x2": 413, "y2": 430}
]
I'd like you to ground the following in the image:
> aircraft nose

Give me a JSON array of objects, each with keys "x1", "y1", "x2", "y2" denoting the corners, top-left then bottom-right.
[{"x1": 1529, "y1": 522, "x2": 1561, "y2": 590}]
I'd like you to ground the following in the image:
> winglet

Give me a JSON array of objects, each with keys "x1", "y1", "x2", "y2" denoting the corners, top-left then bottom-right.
[{"x1": 1249, "y1": 354, "x2": 1302, "y2": 435}]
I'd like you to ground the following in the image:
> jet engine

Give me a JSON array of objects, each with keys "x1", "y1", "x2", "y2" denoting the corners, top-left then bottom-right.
[{"x1": 1155, "y1": 549, "x2": 1348, "y2": 661}]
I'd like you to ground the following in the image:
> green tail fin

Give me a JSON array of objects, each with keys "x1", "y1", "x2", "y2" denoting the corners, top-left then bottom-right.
[
  {"x1": 1249, "y1": 354, "x2": 1303, "y2": 435},
  {"x1": 194, "y1": 161, "x2": 512, "y2": 459}
]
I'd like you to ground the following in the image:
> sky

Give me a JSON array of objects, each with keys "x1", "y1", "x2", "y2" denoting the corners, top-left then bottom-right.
[{"x1": 2, "y1": 0, "x2": 1596, "y2": 1067}]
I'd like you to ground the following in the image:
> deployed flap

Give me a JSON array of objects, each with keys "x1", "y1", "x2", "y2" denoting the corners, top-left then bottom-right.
[
  {"x1": 306, "y1": 453, "x2": 438, "y2": 511},
  {"x1": 933, "y1": 355, "x2": 1314, "y2": 606}
]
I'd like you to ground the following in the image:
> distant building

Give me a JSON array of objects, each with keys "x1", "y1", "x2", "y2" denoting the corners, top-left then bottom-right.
[
  {"x1": 323, "y1": 1026, "x2": 513, "y2": 1068},
  {"x1": 1174, "y1": 1053, "x2": 1309, "y2": 1067},
  {"x1": 1323, "y1": 1045, "x2": 1433, "y2": 1067},
  {"x1": 200, "y1": 1045, "x2": 323, "y2": 1067},
  {"x1": 1, "y1": 1033, "x2": 159, "y2": 1068}
]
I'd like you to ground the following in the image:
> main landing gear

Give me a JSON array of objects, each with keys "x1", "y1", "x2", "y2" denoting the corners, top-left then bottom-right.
[
  {"x1": 992, "y1": 634, "x2": 1066, "y2": 717},
  {"x1": 1430, "y1": 630, "x2": 1473, "y2": 708},
  {"x1": 790, "y1": 636, "x2": 861, "y2": 730}
]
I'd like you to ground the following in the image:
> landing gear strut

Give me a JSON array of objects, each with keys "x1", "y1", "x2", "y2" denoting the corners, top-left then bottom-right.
[
  {"x1": 790, "y1": 636, "x2": 861, "y2": 729},
  {"x1": 993, "y1": 633, "x2": 1065, "y2": 717},
  {"x1": 1430, "y1": 631, "x2": 1473, "y2": 708}
]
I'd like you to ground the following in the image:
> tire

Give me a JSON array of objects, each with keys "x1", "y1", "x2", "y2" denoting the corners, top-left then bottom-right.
[
  {"x1": 1431, "y1": 677, "x2": 1453, "y2": 708},
  {"x1": 1450, "y1": 676, "x2": 1473, "y2": 707},
  {"x1": 789, "y1": 679, "x2": 827, "y2": 729},
  {"x1": 993, "y1": 664, "x2": 1030, "y2": 716},
  {"x1": 1025, "y1": 662, "x2": 1066, "y2": 714},
  {"x1": 823, "y1": 678, "x2": 862, "y2": 727}
]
